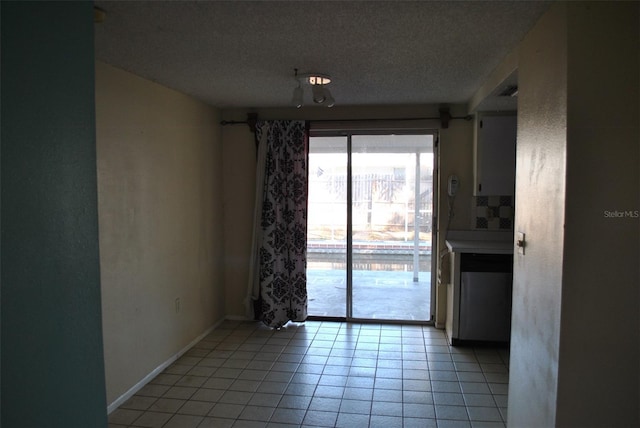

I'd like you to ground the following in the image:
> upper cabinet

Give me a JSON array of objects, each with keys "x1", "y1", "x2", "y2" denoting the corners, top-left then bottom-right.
[{"x1": 473, "y1": 114, "x2": 517, "y2": 196}]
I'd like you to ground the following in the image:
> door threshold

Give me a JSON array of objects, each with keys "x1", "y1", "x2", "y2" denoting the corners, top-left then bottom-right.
[{"x1": 306, "y1": 315, "x2": 435, "y2": 326}]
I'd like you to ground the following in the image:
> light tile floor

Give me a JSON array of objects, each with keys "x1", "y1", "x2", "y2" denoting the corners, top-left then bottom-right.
[{"x1": 109, "y1": 320, "x2": 509, "y2": 428}]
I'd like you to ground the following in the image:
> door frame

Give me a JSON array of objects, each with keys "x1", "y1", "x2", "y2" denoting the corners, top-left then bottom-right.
[{"x1": 307, "y1": 126, "x2": 439, "y2": 324}]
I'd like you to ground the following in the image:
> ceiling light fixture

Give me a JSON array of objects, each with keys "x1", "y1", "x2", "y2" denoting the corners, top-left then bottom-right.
[{"x1": 291, "y1": 69, "x2": 335, "y2": 108}]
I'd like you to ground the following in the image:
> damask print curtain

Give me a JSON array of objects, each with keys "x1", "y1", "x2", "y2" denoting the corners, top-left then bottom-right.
[{"x1": 246, "y1": 120, "x2": 309, "y2": 328}]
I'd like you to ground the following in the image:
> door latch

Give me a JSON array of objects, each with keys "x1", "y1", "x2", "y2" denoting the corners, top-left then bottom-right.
[{"x1": 516, "y1": 232, "x2": 526, "y2": 255}]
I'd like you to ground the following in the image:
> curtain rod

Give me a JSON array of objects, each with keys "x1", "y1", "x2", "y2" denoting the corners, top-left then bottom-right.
[
  {"x1": 219, "y1": 109, "x2": 472, "y2": 130},
  {"x1": 219, "y1": 116, "x2": 472, "y2": 124},
  {"x1": 220, "y1": 113, "x2": 258, "y2": 132},
  {"x1": 220, "y1": 120, "x2": 250, "y2": 126}
]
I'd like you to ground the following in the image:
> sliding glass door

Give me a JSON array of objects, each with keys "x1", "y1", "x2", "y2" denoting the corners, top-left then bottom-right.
[
  {"x1": 307, "y1": 131, "x2": 435, "y2": 322},
  {"x1": 306, "y1": 136, "x2": 348, "y2": 317}
]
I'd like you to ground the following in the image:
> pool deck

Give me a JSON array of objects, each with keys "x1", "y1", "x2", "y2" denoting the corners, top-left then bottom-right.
[
  {"x1": 306, "y1": 240, "x2": 433, "y2": 321},
  {"x1": 307, "y1": 268, "x2": 432, "y2": 321}
]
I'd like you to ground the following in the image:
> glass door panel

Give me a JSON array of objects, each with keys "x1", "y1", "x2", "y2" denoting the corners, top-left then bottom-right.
[
  {"x1": 306, "y1": 136, "x2": 347, "y2": 317},
  {"x1": 351, "y1": 135, "x2": 433, "y2": 321}
]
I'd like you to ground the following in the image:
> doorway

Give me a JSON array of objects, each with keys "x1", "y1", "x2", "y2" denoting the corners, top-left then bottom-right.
[{"x1": 306, "y1": 131, "x2": 436, "y2": 322}]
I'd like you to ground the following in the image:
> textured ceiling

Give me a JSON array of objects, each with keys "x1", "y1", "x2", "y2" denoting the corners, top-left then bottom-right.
[{"x1": 94, "y1": 1, "x2": 550, "y2": 109}]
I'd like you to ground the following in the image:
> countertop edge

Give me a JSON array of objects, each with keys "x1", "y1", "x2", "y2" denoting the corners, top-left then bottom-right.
[{"x1": 445, "y1": 239, "x2": 514, "y2": 255}]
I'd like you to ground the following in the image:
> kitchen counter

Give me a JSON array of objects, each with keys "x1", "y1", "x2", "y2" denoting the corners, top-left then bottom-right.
[
  {"x1": 445, "y1": 239, "x2": 513, "y2": 254},
  {"x1": 444, "y1": 232, "x2": 514, "y2": 345}
]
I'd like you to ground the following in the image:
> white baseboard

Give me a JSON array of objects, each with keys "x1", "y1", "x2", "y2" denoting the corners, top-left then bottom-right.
[{"x1": 106, "y1": 317, "x2": 226, "y2": 414}]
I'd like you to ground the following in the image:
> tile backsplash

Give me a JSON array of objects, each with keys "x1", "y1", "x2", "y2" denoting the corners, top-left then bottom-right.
[{"x1": 473, "y1": 195, "x2": 513, "y2": 230}]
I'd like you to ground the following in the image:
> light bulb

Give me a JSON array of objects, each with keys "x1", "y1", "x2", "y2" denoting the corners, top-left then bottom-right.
[
  {"x1": 291, "y1": 85, "x2": 303, "y2": 108},
  {"x1": 323, "y1": 87, "x2": 335, "y2": 108},
  {"x1": 312, "y1": 84, "x2": 326, "y2": 104}
]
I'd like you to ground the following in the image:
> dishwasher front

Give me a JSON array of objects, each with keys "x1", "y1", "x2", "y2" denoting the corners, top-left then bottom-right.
[{"x1": 459, "y1": 253, "x2": 513, "y2": 342}]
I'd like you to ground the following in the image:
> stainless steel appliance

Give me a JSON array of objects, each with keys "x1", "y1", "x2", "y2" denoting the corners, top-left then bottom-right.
[{"x1": 458, "y1": 253, "x2": 513, "y2": 342}]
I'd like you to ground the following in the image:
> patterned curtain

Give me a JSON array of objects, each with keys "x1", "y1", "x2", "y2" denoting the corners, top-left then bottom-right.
[{"x1": 247, "y1": 120, "x2": 308, "y2": 328}]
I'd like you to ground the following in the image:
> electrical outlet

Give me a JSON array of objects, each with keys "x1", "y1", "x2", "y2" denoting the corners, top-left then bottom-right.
[{"x1": 175, "y1": 298, "x2": 181, "y2": 313}]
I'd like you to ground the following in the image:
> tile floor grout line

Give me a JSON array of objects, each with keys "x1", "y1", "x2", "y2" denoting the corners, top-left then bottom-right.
[{"x1": 108, "y1": 320, "x2": 508, "y2": 428}]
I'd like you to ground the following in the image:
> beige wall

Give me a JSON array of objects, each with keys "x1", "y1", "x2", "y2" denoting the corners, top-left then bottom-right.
[
  {"x1": 509, "y1": 2, "x2": 639, "y2": 426},
  {"x1": 221, "y1": 105, "x2": 474, "y2": 321},
  {"x1": 95, "y1": 62, "x2": 226, "y2": 404},
  {"x1": 558, "y1": 2, "x2": 639, "y2": 425},
  {"x1": 221, "y1": 120, "x2": 257, "y2": 318},
  {"x1": 509, "y1": 4, "x2": 567, "y2": 425},
  {"x1": 433, "y1": 110, "x2": 475, "y2": 327}
]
